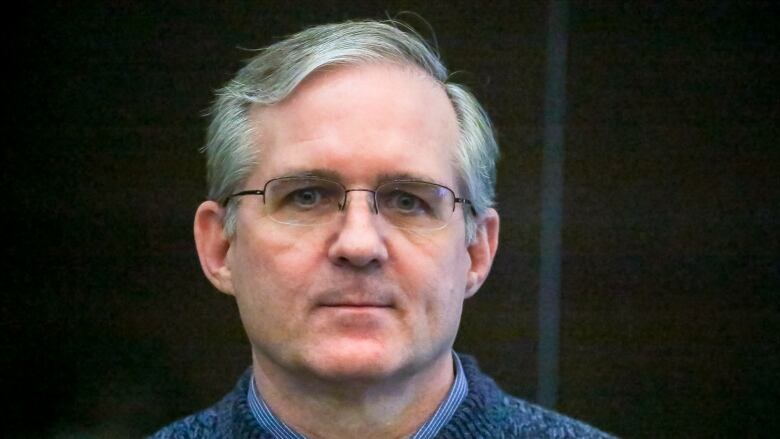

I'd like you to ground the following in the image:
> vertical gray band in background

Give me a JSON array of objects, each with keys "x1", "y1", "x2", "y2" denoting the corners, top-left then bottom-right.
[{"x1": 538, "y1": 0, "x2": 569, "y2": 409}]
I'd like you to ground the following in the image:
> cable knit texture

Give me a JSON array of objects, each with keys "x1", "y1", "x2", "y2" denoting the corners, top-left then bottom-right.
[{"x1": 149, "y1": 355, "x2": 615, "y2": 438}]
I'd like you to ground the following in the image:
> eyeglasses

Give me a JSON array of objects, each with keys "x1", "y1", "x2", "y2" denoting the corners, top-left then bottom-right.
[{"x1": 224, "y1": 176, "x2": 473, "y2": 231}]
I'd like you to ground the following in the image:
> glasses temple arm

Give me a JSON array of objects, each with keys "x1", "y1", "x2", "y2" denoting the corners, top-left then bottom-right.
[
  {"x1": 222, "y1": 189, "x2": 265, "y2": 206},
  {"x1": 455, "y1": 198, "x2": 478, "y2": 217}
]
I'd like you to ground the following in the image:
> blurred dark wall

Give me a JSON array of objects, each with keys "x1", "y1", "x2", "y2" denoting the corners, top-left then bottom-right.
[{"x1": 4, "y1": 1, "x2": 777, "y2": 437}]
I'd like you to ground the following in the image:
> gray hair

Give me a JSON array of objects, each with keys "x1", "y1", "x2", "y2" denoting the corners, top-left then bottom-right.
[{"x1": 204, "y1": 19, "x2": 498, "y2": 242}]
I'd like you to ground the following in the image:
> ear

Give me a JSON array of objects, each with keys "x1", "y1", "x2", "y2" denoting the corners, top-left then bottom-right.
[
  {"x1": 194, "y1": 200, "x2": 235, "y2": 295},
  {"x1": 464, "y1": 208, "x2": 500, "y2": 298}
]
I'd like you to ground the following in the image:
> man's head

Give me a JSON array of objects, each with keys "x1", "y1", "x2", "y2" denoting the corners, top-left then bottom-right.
[
  {"x1": 193, "y1": 20, "x2": 500, "y2": 385},
  {"x1": 204, "y1": 20, "x2": 498, "y2": 243}
]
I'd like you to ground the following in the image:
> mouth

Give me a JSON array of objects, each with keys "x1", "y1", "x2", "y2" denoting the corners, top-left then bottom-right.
[
  {"x1": 316, "y1": 290, "x2": 395, "y2": 309},
  {"x1": 319, "y1": 301, "x2": 394, "y2": 308}
]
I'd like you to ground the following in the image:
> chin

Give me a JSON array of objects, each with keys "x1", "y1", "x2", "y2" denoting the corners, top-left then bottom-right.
[{"x1": 301, "y1": 340, "x2": 408, "y2": 382}]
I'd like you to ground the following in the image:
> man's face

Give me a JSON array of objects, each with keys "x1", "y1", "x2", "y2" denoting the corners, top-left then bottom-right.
[{"x1": 215, "y1": 63, "x2": 489, "y2": 381}]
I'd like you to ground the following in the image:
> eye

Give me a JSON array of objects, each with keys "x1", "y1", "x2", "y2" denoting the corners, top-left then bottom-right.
[
  {"x1": 385, "y1": 191, "x2": 426, "y2": 214},
  {"x1": 290, "y1": 187, "x2": 323, "y2": 208},
  {"x1": 266, "y1": 178, "x2": 343, "y2": 221}
]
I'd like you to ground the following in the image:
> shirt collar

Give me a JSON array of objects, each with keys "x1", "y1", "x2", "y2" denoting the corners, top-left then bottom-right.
[{"x1": 247, "y1": 352, "x2": 468, "y2": 439}]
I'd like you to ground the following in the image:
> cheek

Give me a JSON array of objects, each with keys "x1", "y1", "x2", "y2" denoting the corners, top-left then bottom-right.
[
  {"x1": 227, "y1": 227, "x2": 331, "y2": 353},
  {"x1": 393, "y1": 235, "x2": 470, "y2": 323},
  {"x1": 228, "y1": 221, "x2": 326, "y2": 312}
]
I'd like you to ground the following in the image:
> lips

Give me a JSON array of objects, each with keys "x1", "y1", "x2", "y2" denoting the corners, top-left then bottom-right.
[
  {"x1": 322, "y1": 303, "x2": 392, "y2": 308},
  {"x1": 315, "y1": 289, "x2": 395, "y2": 308},
  {"x1": 319, "y1": 299, "x2": 393, "y2": 308}
]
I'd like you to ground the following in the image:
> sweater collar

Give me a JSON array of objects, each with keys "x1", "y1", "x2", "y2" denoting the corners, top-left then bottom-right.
[{"x1": 246, "y1": 352, "x2": 468, "y2": 439}]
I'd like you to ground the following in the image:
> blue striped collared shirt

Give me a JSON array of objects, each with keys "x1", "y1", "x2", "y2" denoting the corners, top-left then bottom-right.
[{"x1": 247, "y1": 352, "x2": 468, "y2": 439}]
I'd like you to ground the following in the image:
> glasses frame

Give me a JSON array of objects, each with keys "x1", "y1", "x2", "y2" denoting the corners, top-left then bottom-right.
[{"x1": 223, "y1": 176, "x2": 476, "y2": 228}]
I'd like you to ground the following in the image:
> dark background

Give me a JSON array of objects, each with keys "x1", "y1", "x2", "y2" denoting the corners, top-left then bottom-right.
[{"x1": 4, "y1": 1, "x2": 778, "y2": 437}]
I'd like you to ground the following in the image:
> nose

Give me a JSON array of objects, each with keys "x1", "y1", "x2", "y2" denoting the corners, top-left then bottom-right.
[{"x1": 327, "y1": 190, "x2": 388, "y2": 269}]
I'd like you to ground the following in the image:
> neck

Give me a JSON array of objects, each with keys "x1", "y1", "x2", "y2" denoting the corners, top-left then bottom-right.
[{"x1": 251, "y1": 353, "x2": 455, "y2": 439}]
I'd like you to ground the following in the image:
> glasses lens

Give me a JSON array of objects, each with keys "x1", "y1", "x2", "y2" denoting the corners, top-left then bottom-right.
[
  {"x1": 265, "y1": 177, "x2": 343, "y2": 225},
  {"x1": 376, "y1": 181, "x2": 455, "y2": 230}
]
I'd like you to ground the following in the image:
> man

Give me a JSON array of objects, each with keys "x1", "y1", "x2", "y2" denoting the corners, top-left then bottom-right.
[{"x1": 152, "y1": 19, "x2": 612, "y2": 438}]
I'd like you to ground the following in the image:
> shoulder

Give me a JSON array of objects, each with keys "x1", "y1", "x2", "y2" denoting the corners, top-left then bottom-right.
[
  {"x1": 443, "y1": 354, "x2": 616, "y2": 439},
  {"x1": 148, "y1": 408, "x2": 220, "y2": 439},
  {"x1": 147, "y1": 369, "x2": 268, "y2": 439},
  {"x1": 489, "y1": 394, "x2": 615, "y2": 438}
]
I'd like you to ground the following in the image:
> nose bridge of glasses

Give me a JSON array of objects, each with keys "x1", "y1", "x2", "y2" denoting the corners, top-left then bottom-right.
[{"x1": 342, "y1": 188, "x2": 378, "y2": 214}]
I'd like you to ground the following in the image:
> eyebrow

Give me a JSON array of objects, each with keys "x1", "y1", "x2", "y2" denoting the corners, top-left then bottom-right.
[
  {"x1": 375, "y1": 172, "x2": 440, "y2": 186},
  {"x1": 278, "y1": 168, "x2": 343, "y2": 181},
  {"x1": 276, "y1": 169, "x2": 442, "y2": 186}
]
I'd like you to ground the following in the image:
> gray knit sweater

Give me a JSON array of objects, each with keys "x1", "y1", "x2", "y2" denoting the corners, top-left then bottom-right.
[{"x1": 150, "y1": 355, "x2": 614, "y2": 438}]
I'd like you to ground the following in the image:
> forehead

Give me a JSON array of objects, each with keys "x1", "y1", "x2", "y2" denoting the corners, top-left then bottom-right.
[{"x1": 247, "y1": 63, "x2": 461, "y2": 187}]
